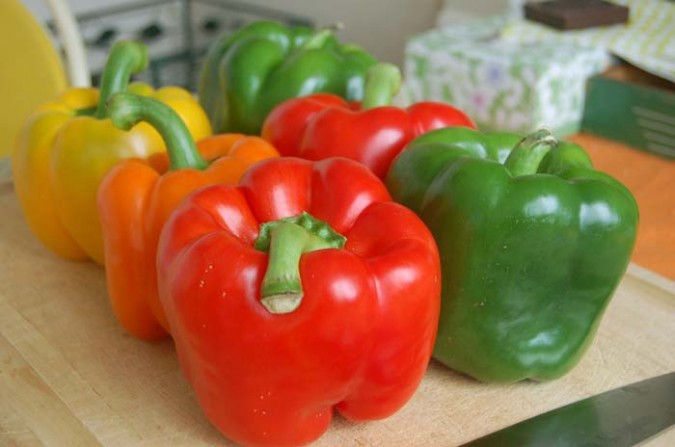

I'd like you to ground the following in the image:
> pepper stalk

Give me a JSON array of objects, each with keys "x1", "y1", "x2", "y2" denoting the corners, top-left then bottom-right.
[
  {"x1": 107, "y1": 92, "x2": 208, "y2": 171},
  {"x1": 95, "y1": 41, "x2": 149, "y2": 119},
  {"x1": 504, "y1": 129, "x2": 559, "y2": 177},
  {"x1": 361, "y1": 63, "x2": 402, "y2": 109},
  {"x1": 254, "y1": 212, "x2": 346, "y2": 314}
]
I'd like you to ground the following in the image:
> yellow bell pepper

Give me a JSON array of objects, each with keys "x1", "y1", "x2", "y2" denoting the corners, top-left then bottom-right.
[{"x1": 12, "y1": 41, "x2": 212, "y2": 264}]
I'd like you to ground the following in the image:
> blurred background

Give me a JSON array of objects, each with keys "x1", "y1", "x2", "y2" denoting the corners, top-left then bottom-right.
[{"x1": 20, "y1": 0, "x2": 527, "y2": 86}]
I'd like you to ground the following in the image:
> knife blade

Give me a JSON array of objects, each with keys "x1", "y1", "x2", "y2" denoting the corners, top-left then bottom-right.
[{"x1": 462, "y1": 372, "x2": 675, "y2": 447}]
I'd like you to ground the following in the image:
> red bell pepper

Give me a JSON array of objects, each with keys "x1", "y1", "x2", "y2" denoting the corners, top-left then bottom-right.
[
  {"x1": 261, "y1": 63, "x2": 476, "y2": 179},
  {"x1": 157, "y1": 157, "x2": 441, "y2": 446}
]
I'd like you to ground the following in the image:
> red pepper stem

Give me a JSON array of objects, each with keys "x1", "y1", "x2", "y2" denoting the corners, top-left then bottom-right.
[
  {"x1": 504, "y1": 129, "x2": 558, "y2": 177},
  {"x1": 361, "y1": 63, "x2": 402, "y2": 109},
  {"x1": 255, "y1": 212, "x2": 346, "y2": 314},
  {"x1": 107, "y1": 92, "x2": 208, "y2": 171},
  {"x1": 95, "y1": 41, "x2": 149, "y2": 119}
]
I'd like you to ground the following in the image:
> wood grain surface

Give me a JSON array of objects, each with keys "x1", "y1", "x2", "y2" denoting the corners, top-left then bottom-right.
[{"x1": 1, "y1": 154, "x2": 674, "y2": 446}]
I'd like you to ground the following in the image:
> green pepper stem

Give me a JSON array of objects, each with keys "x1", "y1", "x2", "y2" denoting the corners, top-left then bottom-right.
[
  {"x1": 300, "y1": 24, "x2": 341, "y2": 51},
  {"x1": 361, "y1": 63, "x2": 402, "y2": 109},
  {"x1": 504, "y1": 129, "x2": 559, "y2": 176},
  {"x1": 255, "y1": 212, "x2": 346, "y2": 314},
  {"x1": 107, "y1": 93, "x2": 208, "y2": 171},
  {"x1": 95, "y1": 41, "x2": 149, "y2": 119}
]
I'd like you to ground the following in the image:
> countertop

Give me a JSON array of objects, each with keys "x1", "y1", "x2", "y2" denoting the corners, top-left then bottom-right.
[{"x1": 1, "y1": 134, "x2": 674, "y2": 446}]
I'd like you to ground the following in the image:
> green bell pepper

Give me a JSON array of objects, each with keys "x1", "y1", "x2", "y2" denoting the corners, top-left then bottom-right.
[
  {"x1": 198, "y1": 21, "x2": 377, "y2": 134},
  {"x1": 386, "y1": 127, "x2": 639, "y2": 382}
]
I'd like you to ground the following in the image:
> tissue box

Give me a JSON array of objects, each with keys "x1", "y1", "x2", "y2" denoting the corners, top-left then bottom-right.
[{"x1": 404, "y1": 17, "x2": 611, "y2": 137}]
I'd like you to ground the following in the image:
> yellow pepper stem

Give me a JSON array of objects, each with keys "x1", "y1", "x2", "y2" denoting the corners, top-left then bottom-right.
[{"x1": 95, "y1": 41, "x2": 149, "y2": 119}]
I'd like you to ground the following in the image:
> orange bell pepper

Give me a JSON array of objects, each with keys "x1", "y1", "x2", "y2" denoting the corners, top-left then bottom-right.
[{"x1": 98, "y1": 92, "x2": 279, "y2": 340}]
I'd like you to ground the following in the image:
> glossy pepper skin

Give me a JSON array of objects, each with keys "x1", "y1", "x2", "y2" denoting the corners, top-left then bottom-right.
[
  {"x1": 157, "y1": 157, "x2": 441, "y2": 446},
  {"x1": 98, "y1": 93, "x2": 279, "y2": 340},
  {"x1": 12, "y1": 41, "x2": 212, "y2": 264},
  {"x1": 386, "y1": 127, "x2": 639, "y2": 383},
  {"x1": 12, "y1": 88, "x2": 99, "y2": 260},
  {"x1": 198, "y1": 20, "x2": 377, "y2": 135},
  {"x1": 262, "y1": 63, "x2": 476, "y2": 179}
]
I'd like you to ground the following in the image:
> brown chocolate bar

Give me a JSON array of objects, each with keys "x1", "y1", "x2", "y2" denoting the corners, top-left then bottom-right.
[{"x1": 524, "y1": 0, "x2": 630, "y2": 30}]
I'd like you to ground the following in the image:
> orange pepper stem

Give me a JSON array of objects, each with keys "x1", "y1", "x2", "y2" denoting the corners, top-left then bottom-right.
[
  {"x1": 361, "y1": 63, "x2": 402, "y2": 109},
  {"x1": 504, "y1": 129, "x2": 558, "y2": 177},
  {"x1": 107, "y1": 92, "x2": 208, "y2": 170},
  {"x1": 95, "y1": 41, "x2": 149, "y2": 119},
  {"x1": 254, "y1": 212, "x2": 346, "y2": 314}
]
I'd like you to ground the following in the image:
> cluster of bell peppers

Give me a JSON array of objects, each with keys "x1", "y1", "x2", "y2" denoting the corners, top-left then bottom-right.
[{"x1": 11, "y1": 19, "x2": 638, "y2": 447}]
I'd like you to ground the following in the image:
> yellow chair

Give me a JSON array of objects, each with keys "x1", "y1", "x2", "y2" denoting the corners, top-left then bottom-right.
[{"x1": 0, "y1": 0, "x2": 89, "y2": 176}]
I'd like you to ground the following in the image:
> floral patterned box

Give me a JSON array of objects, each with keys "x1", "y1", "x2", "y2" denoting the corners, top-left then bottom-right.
[{"x1": 403, "y1": 17, "x2": 611, "y2": 137}]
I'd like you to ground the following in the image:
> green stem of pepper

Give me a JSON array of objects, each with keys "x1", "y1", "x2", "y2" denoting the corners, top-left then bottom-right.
[
  {"x1": 300, "y1": 25, "x2": 339, "y2": 51},
  {"x1": 94, "y1": 41, "x2": 149, "y2": 119},
  {"x1": 361, "y1": 63, "x2": 402, "y2": 109},
  {"x1": 255, "y1": 212, "x2": 346, "y2": 314},
  {"x1": 504, "y1": 129, "x2": 559, "y2": 177},
  {"x1": 107, "y1": 92, "x2": 208, "y2": 171}
]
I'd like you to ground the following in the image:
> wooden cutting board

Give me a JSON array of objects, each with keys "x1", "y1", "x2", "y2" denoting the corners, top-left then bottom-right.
[{"x1": 1, "y1": 184, "x2": 674, "y2": 446}]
